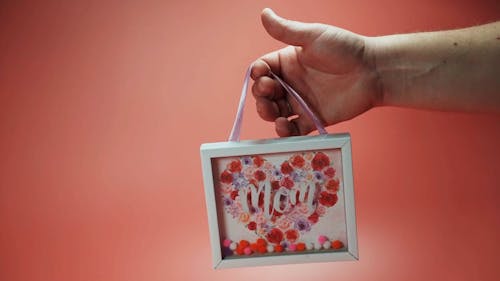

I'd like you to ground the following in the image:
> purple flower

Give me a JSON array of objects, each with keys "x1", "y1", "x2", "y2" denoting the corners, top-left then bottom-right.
[
  {"x1": 294, "y1": 218, "x2": 311, "y2": 232},
  {"x1": 223, "y1": 197, "x2": 232, "y2": 206},
  {"x1": 242, "y1": 156, "x2": 252, "y2": 166},
  {"x1": 313, "y1": 171, "x2": 324, "y2": 182},
  {"x1": 232, "y1": 173, "x2": 248, "y2": 188},
  {"x1": 272, "y1": 169, "x2": 282, "y2": 179},
  {"x1": 292, "y1": 170, "x2": 305, "y2": 181}
]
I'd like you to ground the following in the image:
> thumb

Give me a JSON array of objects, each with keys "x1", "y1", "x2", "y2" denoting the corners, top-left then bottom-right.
[{"x1": 261, "y1": 8, "x2": 325, "y2": 46}]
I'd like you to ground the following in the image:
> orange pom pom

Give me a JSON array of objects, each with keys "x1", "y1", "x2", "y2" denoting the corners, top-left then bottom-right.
[
  {"x1": 239, "y1": 240, "x2": 250, "y2": 248},
  {"x1": 250, "y1": 243, "x2": 259, "y2": 252},
  {"x1": 296, "y1": 242, "x2": 306, "y2": 251},
  {"x1": 331, "y1": 240, "x2": 344, "y2": 249}
]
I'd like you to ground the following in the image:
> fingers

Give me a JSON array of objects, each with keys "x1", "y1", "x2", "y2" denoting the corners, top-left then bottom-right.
[
  {"x1": 275, "y1": 117, "x2": 315, "y2": 137},
  {"x1": 255, "y1": 97, "x2": 279, "y2": 122},
  {"x1": 261, "y1": 8, "x2": 325, "y2": 46}
]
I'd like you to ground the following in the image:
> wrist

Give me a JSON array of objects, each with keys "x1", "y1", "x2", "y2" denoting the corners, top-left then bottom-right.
[{"x1": 363, "y1": 36, "x2": 389, "y2": 107}]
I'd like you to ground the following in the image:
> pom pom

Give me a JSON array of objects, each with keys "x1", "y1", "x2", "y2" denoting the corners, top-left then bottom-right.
[
  {"x1": 318, "y1": 235, "x2": 328, "y2": 245},
  {"x1": 267, "y1": 245, "x2": 275, "y2": 253},
  {"x1": 331, "y1": 240, "x2": 344, "y2": 249},
  {"x1": 229, "y1": 242, "x2": 237, "y2": 251},
  {"x1": 239, "y1": 240, "x2": 250, "y2": 248},
  {"x1": 222, "y1": 239, "x2": 232, "y2": 248},
  {"x1": 274, "y1": 244, "x2": 284, "y2": 253},
  {"x1": 257, "y1": 245, "x2": 267, "y2": 254},
  {"x1": 235, "y1": 246, "x2": 244, "y2": 255},
  {"x1": 314, "y1": 242, "x2": 322, "y2": 250},
  {"x1": 250, "y1": 243, "x2": 259, "y2": 252},
  {"x1": 256, "y1": 238, "x2": 267, "y2": 247},
  {"x1": 244, "y1": 247, "x2": 252, "y2": 255},
  {"x1": 305, "y1": 242, "x2": 314, "y2": 250},
  {"x1": 296, "y1": 242, "x2": 306, "y2": 251},
  {"x1": 323, "y1": 241, "x2": 331, "y2": 249},
  {"x1": 288, "y1": 243, "x2": 297, "y2": 252}
]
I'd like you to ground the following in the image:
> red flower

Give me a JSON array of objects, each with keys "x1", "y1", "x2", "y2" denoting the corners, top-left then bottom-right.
[
  {"x1": 291, "y1": 155, "x2": 305, "y2": 168},
  {"x1": 280, "y1": 177, "x2": 294, "y2": 189},
  {"x1": 319, "y1": 191, "x2": 338, "y2": 207},
  {"x1": 247, "y1": 221, "x2": 256, "y2": 230},
  {"x1": 308, "y1": 212, "x2": 319, "y2": 224},
  {"x1": 326, "y1": 178, "x2": 339, "y2": 192},
  {"x1": 281, "y1": 161, "x2": 294, "y2": 174},
  {"x1": 266, "y1": 228, "x2": 283, "y2": 244},
  {"x1": 271, "y1": 180, "x2": 280, "y2": 190},
  {"x1": 253, "y1": 155, "x2": 264, "y2": 167},
  {"x1": 312, "y1": 152, "x2": 330, "y2": 171},
  {"x1": 324, "y1": 167, "x2": 336, "y2": 178},
  {"x1": 220, "y1": 170, "x2": 233, "y2": 184},
  {"x1": 230, "y1": 190, "x2": 239, "y2": 200},
  {"x1": 285, "y1": 229, "x2": 299, "y2": 242},
  {"x1": 229, "y1": 160, "x2": 242, "y2": 173},
  {"x1": 254, "y1": 170, "x2": 266, "y2": 181}
]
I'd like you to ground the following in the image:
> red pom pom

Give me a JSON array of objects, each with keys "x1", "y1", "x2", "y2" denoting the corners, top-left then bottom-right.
[
  {"x1": 274, "y1": 245, "x2": 284, "y2": 253},
  {"x1": 331, "y1": 240, "x2": 344, "y2": 249},
  {"x1": 235, "y1": 246, "x2": 245, "y2": 255},
  {"x1": 250, "y1": 243, "x2": 259, "y2": 252},
  {"x1": 239, "y1": 240, "x2": 250, "y2": 248},
  {"x1": 296, "y1": 242, "x2": 306, "y2": 251},
  {"x1": 257, "y1": 245, "x2": 267, "y2": 254},
  {"x1": 256, "y1": 238, "x2": 267, "y2": 247}
]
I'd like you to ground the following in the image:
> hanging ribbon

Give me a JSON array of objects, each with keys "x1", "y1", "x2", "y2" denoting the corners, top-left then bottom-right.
[{"x1": 229, "y1": 64, "x2": 327, "y2": 141}]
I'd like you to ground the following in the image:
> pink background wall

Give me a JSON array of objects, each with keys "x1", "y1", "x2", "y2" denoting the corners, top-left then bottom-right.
[{"x1": 0, "y1": 1, "x2": 499, "y2": 280}]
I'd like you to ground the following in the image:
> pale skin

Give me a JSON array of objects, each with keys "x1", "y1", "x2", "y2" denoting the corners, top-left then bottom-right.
[{"x1": 251, "y1": 8, "x2": 500, "y2": 137}]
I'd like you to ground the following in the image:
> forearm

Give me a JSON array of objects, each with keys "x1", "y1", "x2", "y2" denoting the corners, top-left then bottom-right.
[{"x1": 370, "y1": 21, "x2": 500, "y2": 112}]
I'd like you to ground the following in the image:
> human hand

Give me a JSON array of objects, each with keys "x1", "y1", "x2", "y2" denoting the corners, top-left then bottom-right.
[{"x1": 252, "y1": 8, "x2": 382, "y2": 136}]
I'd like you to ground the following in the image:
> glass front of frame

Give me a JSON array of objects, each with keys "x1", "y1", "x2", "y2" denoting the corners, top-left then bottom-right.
[{"x1": 212, "y1": 148, "x2": 348, "y2": 259}]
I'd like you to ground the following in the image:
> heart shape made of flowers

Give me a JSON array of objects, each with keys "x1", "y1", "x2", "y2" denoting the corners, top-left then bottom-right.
[{"x1": 218, "y1": 151, "x2": 340, "y2": 245}]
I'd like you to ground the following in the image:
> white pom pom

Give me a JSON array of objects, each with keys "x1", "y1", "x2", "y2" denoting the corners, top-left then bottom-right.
[
  {"x1": 314, "y1": 242, "x2": 322, "y2": 250},
  {"x1": 305, "y1": 242, "x2": 314, "y2": 250},
  {"x1": 266, "y1": 245, "x2": 274, "y2": 253},
  {"x1": 323, "y1": 241, "x2": 331, "y2": 249},
  {"x1": 229, "y1": 242, "x2": 237, "y2": 251}
]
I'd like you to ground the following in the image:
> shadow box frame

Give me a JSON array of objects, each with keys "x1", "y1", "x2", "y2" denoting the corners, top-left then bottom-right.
[{"x1": 200, "y1": 133, "x2": 358, "y2": 269}]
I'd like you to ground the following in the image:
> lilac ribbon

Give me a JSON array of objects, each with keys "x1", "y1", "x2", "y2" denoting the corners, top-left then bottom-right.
[{"x1": 228, "y1": 64, "x2": 328, "y2": 142}]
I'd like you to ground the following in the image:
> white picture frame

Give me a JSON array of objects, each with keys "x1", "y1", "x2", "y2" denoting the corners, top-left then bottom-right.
[{"x1": 200, "y1": 133, "x2": 358, "y2": 269}]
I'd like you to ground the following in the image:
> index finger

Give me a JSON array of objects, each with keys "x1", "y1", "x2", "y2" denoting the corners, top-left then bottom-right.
[{"x1": 250, "y1": 50, "x2": 282, "y2": 80}]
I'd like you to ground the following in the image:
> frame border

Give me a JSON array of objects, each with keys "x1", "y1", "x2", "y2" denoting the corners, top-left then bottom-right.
[{"x1": 200, "y1": 133, "x2": 358, "y2": 269}]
